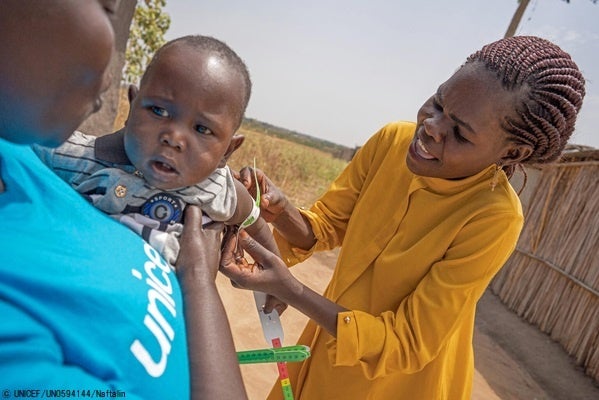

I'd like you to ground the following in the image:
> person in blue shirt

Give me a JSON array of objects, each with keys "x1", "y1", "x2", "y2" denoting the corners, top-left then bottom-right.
[{"x1": 0, "y1": 1, "x2": 247, "y2": 399}]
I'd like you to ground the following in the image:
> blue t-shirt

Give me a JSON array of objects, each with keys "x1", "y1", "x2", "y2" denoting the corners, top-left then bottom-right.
[{"x1": 0, "y1": 139, "x2": 189, "y2": 399}]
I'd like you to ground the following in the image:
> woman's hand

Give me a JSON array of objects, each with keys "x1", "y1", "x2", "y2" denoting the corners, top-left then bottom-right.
[
  {"x1": 237, "y1": 166, "x2": 289, "y2": 223},
  {"x1": 219, "y1": 228, "x2": 302, "y2": 302},
  {"x1": 237, "y1": 166, "x2": 316, "y2": 250},
  {"x1": 175, "y1": 206, "x2": 248, "y2": 400},
  {"x1": 176, "y1": 205, "x2": 224, "y2": 284},
  {"x1": 220, "y1": 226, "x2": 346, "y2": 337}
]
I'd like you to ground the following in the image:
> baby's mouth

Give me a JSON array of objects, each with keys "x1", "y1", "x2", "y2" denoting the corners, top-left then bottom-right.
[
  {"x1": 154, "y1": 160, "x2": 176, "y2": 173},
  {"x1": 150, "y1": 159, "x2": 179, "y2": 178}
]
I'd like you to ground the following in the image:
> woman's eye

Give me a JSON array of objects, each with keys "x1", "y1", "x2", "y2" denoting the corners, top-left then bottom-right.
[
  {"x1": 432, "y1": 98, "x2": 443, "y2": 111},
  {"x1": 195, "y1": 125, "x2": 213, "y2": 135},
  {"x1": 454, "y1": 127, "x2": 469, "y2": 143},
  {"x1": 101, "y1": 0, "x2": 117, "y2": 15},
  {"x1": 150, "y1": 106, "x2": 169, "y2": 118}
]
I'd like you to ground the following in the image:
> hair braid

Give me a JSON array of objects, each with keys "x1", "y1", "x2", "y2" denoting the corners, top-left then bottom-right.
[{"x1": 466, "y1": 36, "x2": 585, "y2": 163}]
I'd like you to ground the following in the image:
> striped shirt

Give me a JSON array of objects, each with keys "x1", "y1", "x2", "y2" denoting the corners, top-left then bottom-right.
[{"x1": 34, "y1": 130, "x2": 237, "y2": 264}]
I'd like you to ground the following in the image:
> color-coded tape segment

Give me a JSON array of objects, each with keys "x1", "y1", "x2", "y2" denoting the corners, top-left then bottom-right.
[
  {"x1": 272, "y1": 337, "x2": 294, "y2": 400},
  {"x1": 237, "y1": 345, "x2": 311, "y2": 364},
  {"x1": 250, "y1": 171, "x2": 295, "y2": 400},
  {"x1": 254, "y1": 292, "x2": 295, "y2": 400}
]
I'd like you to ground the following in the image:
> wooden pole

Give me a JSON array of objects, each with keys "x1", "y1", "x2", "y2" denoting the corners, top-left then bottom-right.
[{"x1": 505, "y1": 0, "x2": 531, "y2": 38}]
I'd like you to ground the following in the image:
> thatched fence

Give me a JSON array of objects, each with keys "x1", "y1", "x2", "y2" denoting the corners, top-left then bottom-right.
[{"x1": 491, "y1": 146, "x2": 599, "y2": 384}]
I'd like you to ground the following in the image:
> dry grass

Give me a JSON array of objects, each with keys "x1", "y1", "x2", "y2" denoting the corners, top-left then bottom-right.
[
  {"x1": 228, "y1": 128, "x2": 348, "y2": 208},
  {"x1": 114, "y1": 87, "x2": 348, "y2": 208}
]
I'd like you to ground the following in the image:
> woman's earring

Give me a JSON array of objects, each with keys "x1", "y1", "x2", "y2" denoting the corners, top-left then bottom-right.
[{"x1": 490, "y1": 164, "x2": 502, "y2": 191}]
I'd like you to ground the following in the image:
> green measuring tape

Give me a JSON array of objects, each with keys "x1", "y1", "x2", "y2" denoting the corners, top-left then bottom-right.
[
  {"x1": 245, "y1": 159, "x2": 301, "y2": 400},
  {"x1": 237, "y1": 345, "x2": 310, "y2": 364}
]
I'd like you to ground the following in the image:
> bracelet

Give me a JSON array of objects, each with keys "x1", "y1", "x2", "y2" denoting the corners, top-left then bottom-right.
[{"x1": 240, "y1": 201, "x2": 260, "y2": 229}]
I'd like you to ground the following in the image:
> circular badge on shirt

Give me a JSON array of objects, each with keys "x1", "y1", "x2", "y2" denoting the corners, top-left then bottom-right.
[{"x1": 141, "y1": 192, "x2": 183, "y2": 223}]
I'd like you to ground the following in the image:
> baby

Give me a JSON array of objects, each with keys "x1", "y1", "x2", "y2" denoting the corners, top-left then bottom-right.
[{"x1": 35, "y1": 35, "x2": 275, "y2": 264}]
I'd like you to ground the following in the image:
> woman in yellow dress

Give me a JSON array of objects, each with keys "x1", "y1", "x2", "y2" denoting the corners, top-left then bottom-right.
[{"x1": 221, "y1": 35, "x2": 585, "y2": 400}]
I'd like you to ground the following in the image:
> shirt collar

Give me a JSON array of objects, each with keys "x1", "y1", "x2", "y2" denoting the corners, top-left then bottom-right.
[{"x1": 414, "y1": 164, "x2": 498, "y2": 195}]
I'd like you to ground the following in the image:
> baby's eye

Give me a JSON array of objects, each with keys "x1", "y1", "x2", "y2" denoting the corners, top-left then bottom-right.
[
  {"x1": 151, "y1": 106, "x2": 169, "y2": 118},
  {"x1": 195, "y1": 125, "x2": 213, "y2": 135}
]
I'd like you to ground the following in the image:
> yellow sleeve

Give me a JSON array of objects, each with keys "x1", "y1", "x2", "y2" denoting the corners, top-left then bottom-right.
[{"x1": 274, "y1": 125, "x2": 389, "y2": 266}]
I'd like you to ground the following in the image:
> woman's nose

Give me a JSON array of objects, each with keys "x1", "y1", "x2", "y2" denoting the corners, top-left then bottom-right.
[
  {"x1": 100, "y1": 70, "x2": 113, "y2": 95},
  {"x1": 423, "y1": 116, "x2": 448, "y2": 143}
]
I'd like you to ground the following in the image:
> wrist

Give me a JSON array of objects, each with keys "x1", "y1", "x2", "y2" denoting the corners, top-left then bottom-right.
[
  {"x1": 272, "y1": 205, "x2": 317, "y2": 251},
  {"x1": 273, "y1": 273, "x2": 304, "y2": 305},
  {"x1": 271, "y1": 196, "x2": 297, "y2": 229},
  {"x1": 176, "y1": 264, "x2": 218, "y2": 290}
]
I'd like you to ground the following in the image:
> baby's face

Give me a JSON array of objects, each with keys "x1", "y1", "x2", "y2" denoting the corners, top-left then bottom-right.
[{"x1": 123, "y1": 43, "x2": 245, "y2": 190}]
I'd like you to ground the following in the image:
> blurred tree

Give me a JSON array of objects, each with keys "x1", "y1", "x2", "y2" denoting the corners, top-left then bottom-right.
[{"x1": 123, "y1": 0, "x2": 171, "y2": 85}]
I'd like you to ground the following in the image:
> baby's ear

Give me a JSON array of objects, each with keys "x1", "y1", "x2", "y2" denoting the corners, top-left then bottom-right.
[
  {"x1": 224, "y1": 134, "x2": 245, "y2": 160},
  {"x1": 122, "y1": 84, "x2": 140, "y2": 126},
  {"x1": 127, "y1": 84, "x2": 139, "y2": 104}
]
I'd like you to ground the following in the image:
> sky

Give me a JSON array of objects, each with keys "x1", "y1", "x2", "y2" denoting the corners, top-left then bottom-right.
[{"x1": 164, "y1": 0, "x2": 598, "y2": 149}]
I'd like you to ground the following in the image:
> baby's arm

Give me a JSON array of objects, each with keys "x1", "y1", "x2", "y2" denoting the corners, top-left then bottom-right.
[
  {"x1": 230, "y1": 179, "x2": 281, "y2": 257},
  {"x1": 230, "y1": 179, "x2": 287, "y2": 315}
]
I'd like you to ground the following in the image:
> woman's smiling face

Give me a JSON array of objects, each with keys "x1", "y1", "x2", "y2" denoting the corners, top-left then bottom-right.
[{"x1": 406, "y1": 62, "x2": 526, "y2": 180}]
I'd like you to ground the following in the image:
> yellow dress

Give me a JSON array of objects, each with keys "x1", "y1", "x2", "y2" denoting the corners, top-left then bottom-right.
[{"x1": 270, "y1": 121, "x2": 523, "y2": 399}]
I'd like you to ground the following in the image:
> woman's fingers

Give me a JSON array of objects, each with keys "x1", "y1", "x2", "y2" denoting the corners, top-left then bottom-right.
[
  {"x1": 239, "y1": 166, "x2": 271, "y2": 201},
  {"x1": 220, "y1": 226, "x2": 239, "y2": 265},
  {"x1": 238, "y1": 166, "x2": 258, "y2": 195},
  {"x1": 237, "y1": 230, "x2": 272, "y2": 266},
  {"x1": 182, "y1": 205, "x2": 203, "y2": 234},
  {"x1": 219, "y1": 231, "x2": 265, "y2": 288},
  {"x1": 264, "y1": 294, "x2": 288, "y2": 315}
]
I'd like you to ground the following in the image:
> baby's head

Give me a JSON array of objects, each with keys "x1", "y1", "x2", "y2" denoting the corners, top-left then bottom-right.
[{"x1": 123, "y1": 35, "x2": 251, "y2": 190}]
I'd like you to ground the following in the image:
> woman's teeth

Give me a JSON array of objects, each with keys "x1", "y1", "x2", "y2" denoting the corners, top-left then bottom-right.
[{"x1": 417, "y1": 139, "x2": 436, "y2": 160}]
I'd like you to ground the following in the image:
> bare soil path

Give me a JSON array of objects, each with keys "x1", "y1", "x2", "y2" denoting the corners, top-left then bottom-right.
[{"x1": 217, "y1": 250, "x2": 599, "y2": 399}]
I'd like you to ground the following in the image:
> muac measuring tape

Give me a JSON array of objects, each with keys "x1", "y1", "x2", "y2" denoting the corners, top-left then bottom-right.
[
  {"x1": 237, "y1": 345, "x2": 310, "y2": 364},
  {"x1": 249, "y1": 160, "x2": 301, "y2": 400},
  {"x1": 254, "y1": 290, "x2": 296, "y2": 399}
]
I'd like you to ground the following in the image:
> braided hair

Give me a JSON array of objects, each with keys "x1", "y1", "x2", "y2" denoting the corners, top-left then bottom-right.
[{"x1": 466, "y1": 36, "x2": 585, "y2": 164}]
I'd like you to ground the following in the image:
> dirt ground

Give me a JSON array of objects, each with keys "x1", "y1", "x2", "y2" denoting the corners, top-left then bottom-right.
[{"x1": 217, "y1": 250, "x2": 599, "y2": 399}]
